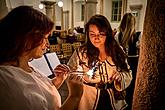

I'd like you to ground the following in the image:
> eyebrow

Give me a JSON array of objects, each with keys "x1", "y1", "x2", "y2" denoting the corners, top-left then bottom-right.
[
  {"x1": 89, "y1": 31, "x2": 105, "y2": 34},
  {"x1": 89, "y1": 30, "x2": 95, "y2": 33}
]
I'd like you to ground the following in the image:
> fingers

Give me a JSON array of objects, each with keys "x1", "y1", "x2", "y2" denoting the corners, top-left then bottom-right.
[
  {"x1": 109, "y1": 71, "x2": 122, "y2": 82},
  {"x1": 68, "y1": 74, "x2": 75, "y2": 80},
  {"x1": 68, "y1": 74, "x2": 82, "y2": 80},
  {"x1": 63, "y1": 64, "x2": 71, "y2": 72},
  {"x1": 55, "y1": 64, "x2": 69, "y2": 71},
  {"x1": 54, "y1": 64, "x2": 70, "y2": 75},
  {"x1": 68, "y1": 74, "x2": 83, "y2": 84},
  {"x1": 114, "y1": 74, "x2": 121, "y2": 82}
]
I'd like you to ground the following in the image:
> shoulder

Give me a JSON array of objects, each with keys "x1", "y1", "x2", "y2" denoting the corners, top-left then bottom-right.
[{"x1": 0, "y1": 65, "x2": 24, "y2": 77}]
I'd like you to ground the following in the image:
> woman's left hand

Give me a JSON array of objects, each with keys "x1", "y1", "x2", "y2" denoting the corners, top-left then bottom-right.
[
  {"x1": 109, "y1": 70, "x2": 122, "y2": 82},
  {"x1": 54, "y1": 64, "x2": 70, "y2": 78}
]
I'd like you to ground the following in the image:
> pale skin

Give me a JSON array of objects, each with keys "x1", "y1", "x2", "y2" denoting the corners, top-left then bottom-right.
[
  {"x1": 89, "y1": 24, "x2": 122, "y2": 82},
  {"x1": 6, "y1": 33, "x2": 83, "y2": 110}
]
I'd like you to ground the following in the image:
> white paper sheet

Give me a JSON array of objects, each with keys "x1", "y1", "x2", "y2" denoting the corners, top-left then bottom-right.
[{"x1": 29, "y1": 52, "x2": 61, "y2": 76}]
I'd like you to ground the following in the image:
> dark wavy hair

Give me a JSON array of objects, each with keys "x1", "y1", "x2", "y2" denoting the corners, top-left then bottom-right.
[
  {"x1": 81, "y1": 14, "x2": 129, "y2": 72},
  {"x1": 0, "y1": 6, "x2": 54, "y2": 64}
]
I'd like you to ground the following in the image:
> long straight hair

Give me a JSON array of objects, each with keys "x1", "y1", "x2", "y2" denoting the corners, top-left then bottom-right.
[{"x1": 118, "y1": 13, "x2": 136, "y2": 49}]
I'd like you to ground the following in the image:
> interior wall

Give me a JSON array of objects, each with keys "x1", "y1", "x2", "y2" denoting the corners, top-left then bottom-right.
[{"x1": 0, "y1": 0, "x2": 9, "y2": 20}]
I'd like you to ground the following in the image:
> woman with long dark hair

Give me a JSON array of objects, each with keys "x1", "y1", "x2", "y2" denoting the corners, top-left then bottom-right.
[{"x1": 67, "y1": 14, "x2": 132, "y2": 110}]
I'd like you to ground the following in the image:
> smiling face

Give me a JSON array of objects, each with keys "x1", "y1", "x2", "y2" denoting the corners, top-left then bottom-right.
[{"x1": 89, "y1": 25, "x2": 106, "y2": 50}]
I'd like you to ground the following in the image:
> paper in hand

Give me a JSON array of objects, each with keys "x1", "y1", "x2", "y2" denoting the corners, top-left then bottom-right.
[{"x1": 29, "y1": 52, "x2": 61, "y2": 76}]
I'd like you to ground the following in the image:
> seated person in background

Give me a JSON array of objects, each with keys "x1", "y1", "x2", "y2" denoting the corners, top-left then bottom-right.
[
  {"x1": 66, "y1": 28, "x2": 76, "y2": 43},
  {"x1": 0, "y1": 6, "x2": 83, "y2": 110},
  {"x1": 49, "y1": 31, "x2": 58, "y2": 45},
  {"x1": 75, "y1": 26, "x2": 84, "y2": 34}
]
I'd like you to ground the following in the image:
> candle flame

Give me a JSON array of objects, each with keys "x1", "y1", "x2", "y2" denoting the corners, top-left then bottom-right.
[{"x1": 86, "y1": 69, "x2": 94, "y2": 78}]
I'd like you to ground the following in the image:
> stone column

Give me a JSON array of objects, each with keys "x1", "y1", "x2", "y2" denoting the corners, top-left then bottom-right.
[
  {"x1": 0, "y1": 0, "x2": 9, "y2": 19},
  {"x1": 100, "y1": 0, "x2": 103, "y2": 15},
  {"x1": 71, "y1": 0, "x2": 74, "y2": 28},
  {"x1": 84, "y1": 0, "x2": 97, "y2": 25},
  {"x1": 60, "y1": 7, "x2": 64, "y2": 31},
  {"x1": 64, "y1": 10, "x2": 69, "y2": 30},
  {"x1": 41, "y1": 1, "x2": 56, "y2": 28},
  {"x1": 122, "y1": 0, "x2": 127, "y2": 16}
]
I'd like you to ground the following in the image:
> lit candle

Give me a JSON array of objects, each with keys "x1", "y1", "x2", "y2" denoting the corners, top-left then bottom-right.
[{"x1": 86, "y1": 68, "x2": 95, "y2": 79}]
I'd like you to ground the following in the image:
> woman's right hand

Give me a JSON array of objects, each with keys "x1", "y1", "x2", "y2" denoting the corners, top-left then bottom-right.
[{"x1": 66, "y1": 74, "x2": 83, "y2": 98}]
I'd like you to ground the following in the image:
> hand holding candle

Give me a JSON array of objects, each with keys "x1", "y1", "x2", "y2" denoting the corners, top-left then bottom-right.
[
  {"x1": 109, "y1": 70, "x2": 122, "y2": 82},
  {"x1": 54, "y1": 64, "x2": 70, "y2": 81}
]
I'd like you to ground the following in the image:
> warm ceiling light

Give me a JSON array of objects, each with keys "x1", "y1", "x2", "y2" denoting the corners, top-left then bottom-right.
[
  {"x1": 39, "y1": 4, "x2": 44, "y2": 9},
  {"x1": 58, "y1": 1, "x2": 63, "y2": 7}
]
